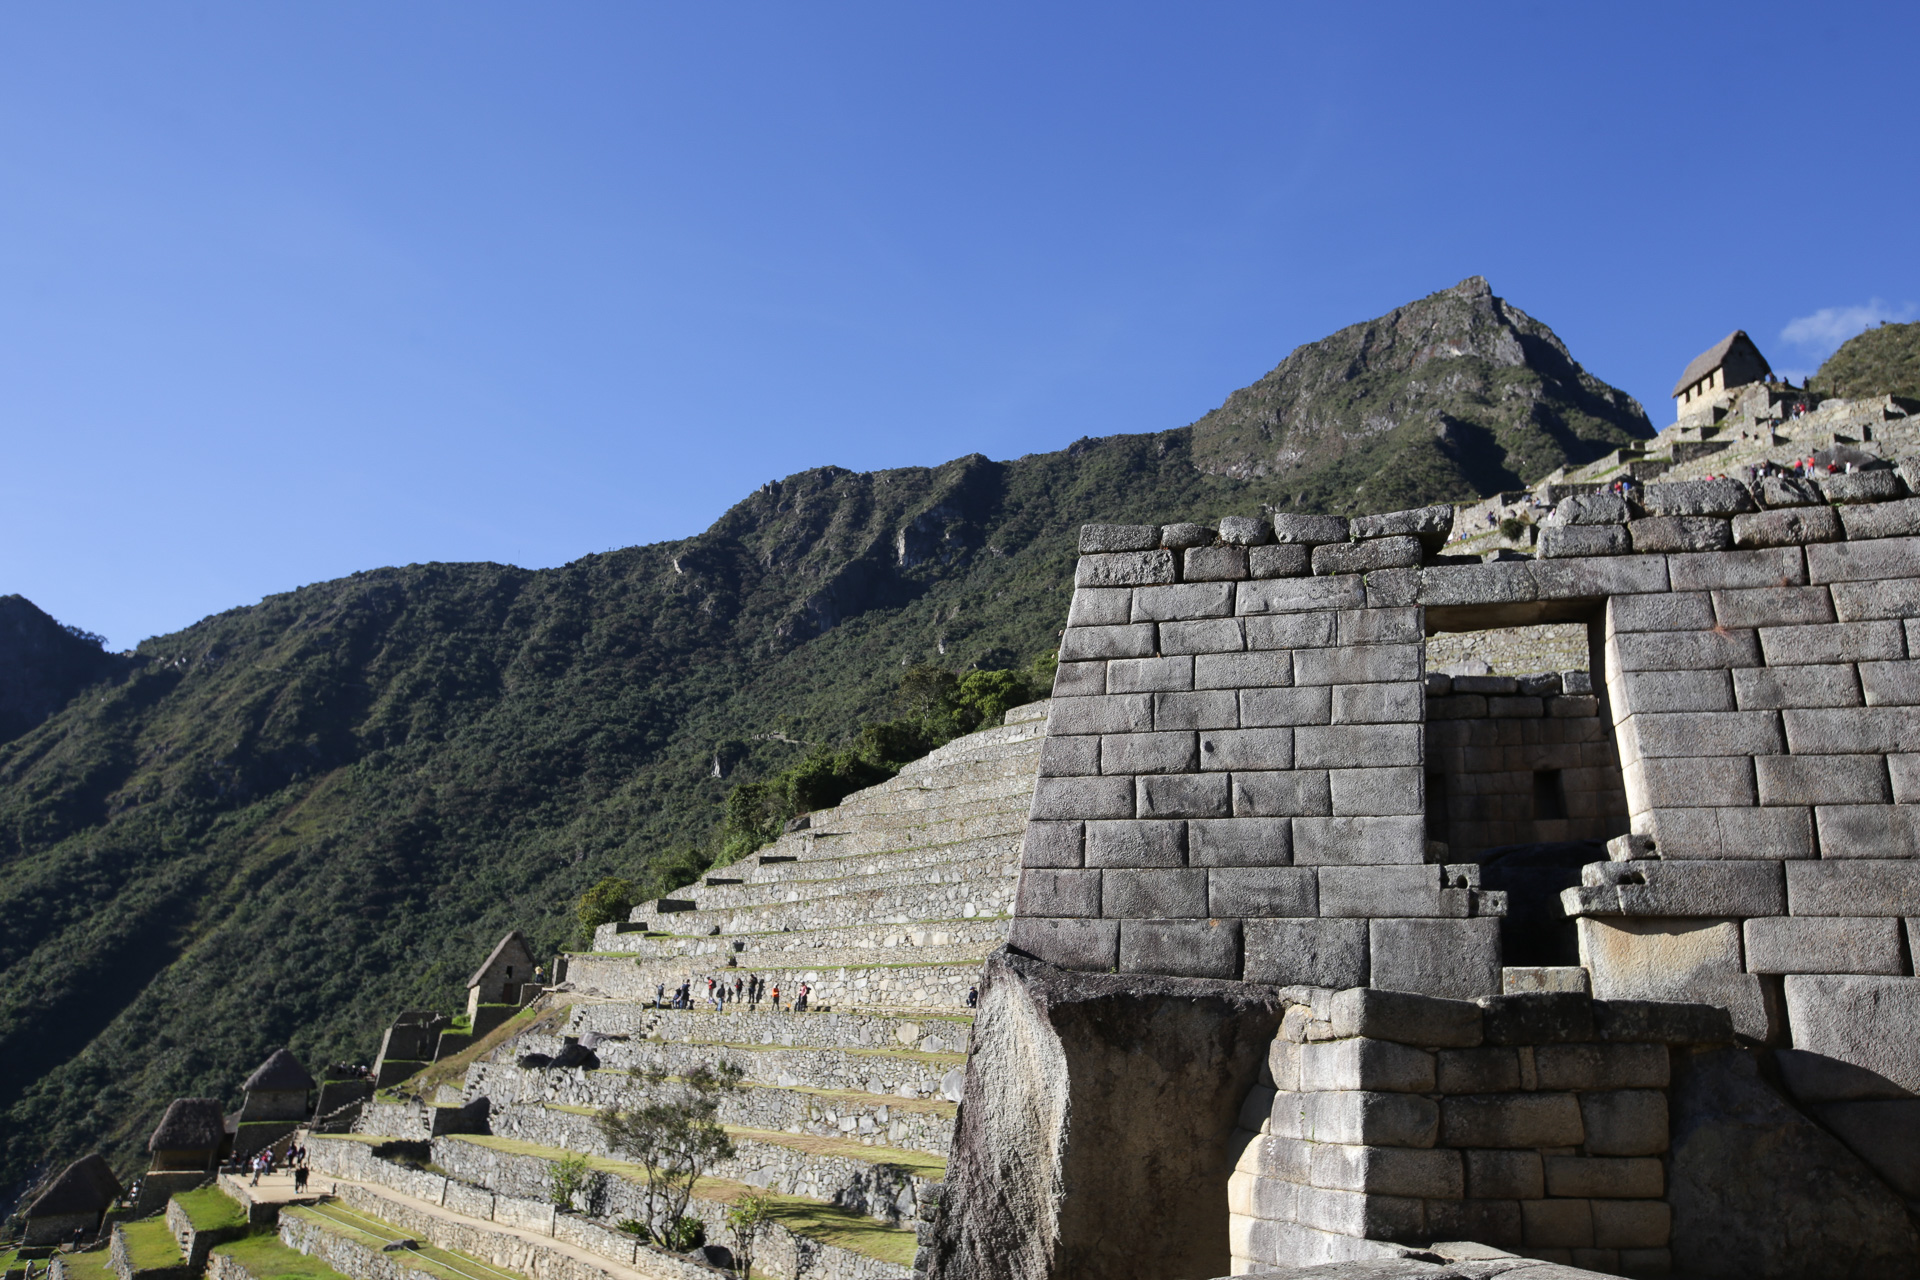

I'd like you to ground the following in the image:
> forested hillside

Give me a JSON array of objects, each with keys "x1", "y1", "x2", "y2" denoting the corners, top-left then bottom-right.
[{"x1": 0, "y1": 277, "x2": 1653, "y2": 1203}]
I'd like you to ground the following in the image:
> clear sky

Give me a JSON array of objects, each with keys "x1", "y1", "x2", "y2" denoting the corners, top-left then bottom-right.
[{"x1": 3, "y1": 3, "x2": 1915, "y2": 649}]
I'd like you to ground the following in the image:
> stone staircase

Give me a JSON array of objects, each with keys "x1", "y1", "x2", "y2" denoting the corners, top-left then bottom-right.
[{"x1": 340, "y1": 700, "x2": 1049, "y2": 1280}]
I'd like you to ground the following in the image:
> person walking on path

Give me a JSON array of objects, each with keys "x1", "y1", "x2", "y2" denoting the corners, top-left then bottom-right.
[{"x1": 770, "y1": 983, "x2": 781, "y2": 1011}]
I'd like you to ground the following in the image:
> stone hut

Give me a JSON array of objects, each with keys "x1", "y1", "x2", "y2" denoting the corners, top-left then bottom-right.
[
  {"x1": 1672, "y1": 330, "x2": 1772, "y2": 423},
  {"x1": 21, "y1": 1153, "x2": 120, "y2": 1245},
  {"x1": 238, "y1": 1048, "x2": 314, "y2": 1122},
  {"x1": 146, "y1": 1097, "x2": 228, "y2": 1172},
  {"x1": 466, "y1": 931, "x2": 535, "y2": 1025}
]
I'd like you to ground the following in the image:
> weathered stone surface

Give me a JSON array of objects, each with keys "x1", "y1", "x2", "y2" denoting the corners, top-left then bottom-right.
[
  {"x1": 1547, "y1": 493, "x2": 1630, "y2": 526},
  {"x1": 1209, "y1": 867, "x2": 1317, "y2": 918},
  {"x1": 1102, "y1": 729, "x2": 1201, "y2": 774},
  {"x1": 1198, "y1": 727, "x2": 1295, "y2": 772},
  {"x1": 1533, "y1": 1043, "x2": 1669, "y2": 1090},
  {"x1": 1217, "y1": 516, "x2": 1273, "y2": 546},
  {"x1": 1731, "y1": 505, "x2": 1842, "y2": 549},
  {"x1": 1307, "y1": 1143, "x2": 1462, "y2": 1199},
  {"x1": 1666, "y1": 546, "x2": 1805, "y2": 590},
  {"x1": 1629, "y1": 515, "x2": 1732, "y2": 552},
  {"x1": 1830, "y1": 576, "x2": 1920, "y2": 621},
  {"x1": 1195, "y1": 651, "x2": 1291, "y2": 688},
  {"x1": 1742, "y1": 916, "x2": 1902, "y2": 974},
  {"x1": 1758, "y1": 475, "x2": 1823, "y2": 507},
  {"x1": 1539, "y1": 525, "x2": 1630, "y2": 558},
  {"x1": 1475, "y1": 993, "x2": 1597, "y2": 1046},
  {"x1": 1328, "y1": 986, "x2": 1483, "y2": 1048},
  {"x1": 1138, "y1": 771, "x2": 1233, "y2": 817},
  {"x1": 1133, "y1": 581, "x2": 1236, "y2": 621},
  {"x1": 1312, "y1": 537, "x2": 1423, "y2": 576},
  {"x1": 1591, "y1": 1000, "x2": 1733, "y2": 1045},
  {"x1": 1058, "y1": 623, "x2": 1157, "y2": 661},
  {"x1": 1840, "y1": 497, "x2": 1920, "y2": 541},
  {"x1": 1247, "y1": 543, "x2": 1312, "y2": 579},
  {"x1": 1805, "y1": 1099, "x2": 1920, "y2": 1199},
  {"x1": 1244, "y1": 919, "x2": 1367, "y2": 988},
  {"x1": 1542, "y1": 1155, "x2": 1664, "y2": 1199},
  {"x1": 1161, "y1": 522, "x2": 1216, "y2": 550},
  {"x1": 1579, "y1": 1089, "x2": 1667, "y2": 1155},
  {"x1": 1120, "y1": 918, "x2": 1241, "y2": 978},
  {"x1": 1293, "y1": 1089, "x2": 1440, "y2": 1148},
  {"x1": 1187, "y1": 817, "x2": 1290, "y2": 867},
  {"x1": 1774, "y1": 1047, "x2": 1915, "y2": 1103},
  {"x1": 1085, "y1": 818, "x2": 1186, "y2": 867},
  {"x1": 1079, "y1": 524, "x2": 1159, "y2": 554},
  {"x1": 1185, "y1": 545, "x2": 1250, "y2": 582},
  {"x1": 929, "y1": 949, "x2": 1284, "y2": 1280},
  {"x1": 1021, "y1": 821, "x2": 1085, "y2": 868},
  {"x1": 1369, "y1": 918, "x2": 1502, "y2": 1000},
  {"x1": 1041, "y1": 731, "x2": 1103, "y2": 779},
  {"x1": 1647, "y1": 806, "x2": 1813, "y2": 861},
  {"x1": 1807, "y1": 536, "x2": 1920, "y2": 584},
  {"x1": 1007, "y1": 917, "x2": 1119, "y2": 971},
  {"x1": 1066, "y1": 586, "x2": 1133, "y2": 627},
  {"x1": 1238, "y1": 575, "x2": 1366, "y2": 614},
  {"x1": 1269, "y1": 513, "x2": 1351, "y2": 545},
  {"x1": 1031, "y1": 774, "x2": 1135, "y2": 820},
  {"x1": 1815, "y1": 803, "x2": 1920, "y2": 858},
  {"x1": 1439, "y1": 1092, "x2": 1584, "y2": 1148},
  {"x1": 1016, "y1": 869, "x2": 1102, "y2": 917},
  {"x1": 1641, "y1": 479, "x2": 1756, "y2": 517},
  {"x1": 1817, "y1": 469, "x2": 1904, "y2": 504},
  {"x1": 1730, "y1": 664, "x2": 1860, "y2": 710},
  {"x1": 1577, "y1": 918, "x2": 1774, "y2": 1044},
  {"x1": 1785, "y1": 860, "x2": 1920, "y2": 915},
  {"x1": 1299, "y1": 1037, "x2": 1437, "y2": 1093},
  {"x1": 1781, "y1": 976, "x2": 1920, "y2": 1095},
  {"x1": 1232, "y1": 770, "x2": 1333, "y2": 818},
  {"x1": 1350, "y1": 504, "x2": 1453, "y2": 548},
  {"x1": 1667, "y1": 1046, "x2": 1920, "y2": 1280},
  {"x1": 1711, "y1": 584, "x2": 1836, "y2": 628},
  {"x1": 1076, "y1": 550, "x2": 1177, "y2": 587}
]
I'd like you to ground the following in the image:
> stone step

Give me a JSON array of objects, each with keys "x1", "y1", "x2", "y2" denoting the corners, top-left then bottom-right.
[
  {"x1": 855, "y1": 749, "x2": 1045, "y2": 799},
  {"x1": 459, "y1": 1067, "x2": 956, "y2": 1156},
  {"x1": 829, "y1": 770, "x2": 1040, "y2": 819},
  {"x1": 804, "y1": 799, "x2": 1032, "y2": 839},
  {"x1": 773, "y1": 814, "x2": 1028, "y2": 860},
  {"x1": 569, "y1": 1004, "x2": 972, "y2": 1054},
  {"x1": 594, "y1": 915, "x2": 1010, "y2": 964},
  {"x1": 563, "y1": 955, "x2": 984, "y2": 1011},
  {"x1": 447, "y1": 1122, "x2": 942, "y2": 1230},
  {"x1": 653, "y1": 852, "x2": 1014, "y2": 914},
  {"x1": 700, "y1": 835, "x2": 1022, "y2": 887},
  {"x1": 610, "y1": 879, "x2": 1017, "y2": 939},
  {"x1": 472, "y1": 1034, "x2": 964, "y2": 1101}
]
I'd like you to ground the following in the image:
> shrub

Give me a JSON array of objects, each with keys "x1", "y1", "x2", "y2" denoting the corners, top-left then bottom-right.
[{"x1": 577, "y1": 877, "x2": 640, "y2": 939}]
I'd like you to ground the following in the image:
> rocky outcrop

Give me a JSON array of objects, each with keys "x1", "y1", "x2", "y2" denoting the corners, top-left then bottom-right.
[{"x1": 925, "y1": 949, "x2": 1286, "y2": 1280}]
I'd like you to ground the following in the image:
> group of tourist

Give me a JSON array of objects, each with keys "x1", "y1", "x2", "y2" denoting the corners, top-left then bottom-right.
[
  {"x1": 234, "y1": 1141, "x2": 312, "y2": 1192},
  {"x1": 653, "y1": 974, "x2": 814, "y2": 1012}
]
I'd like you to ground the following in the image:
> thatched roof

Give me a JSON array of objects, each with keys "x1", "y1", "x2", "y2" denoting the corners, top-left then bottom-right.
[
  {"x1": 467, "y1": 930, "x2": 535, "y2": 989},
  {"x1": 25, "y1": 1154, "x2": 121, "y2": 1218},
  {"x1": 148, "y1": 1098, "x2": 227, "y2": 1153},
  {"x1": 244, "y1": 1047, "x2": 315, "y2": 1094},
  {"x1": 1672, "y1": 330, "x2": 1771, "y2": 397}
]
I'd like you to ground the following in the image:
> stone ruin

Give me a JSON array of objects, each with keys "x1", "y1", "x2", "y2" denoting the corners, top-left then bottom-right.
[{"x1": 928, "y1": 471, "x2": 1920, "y2": 1280}]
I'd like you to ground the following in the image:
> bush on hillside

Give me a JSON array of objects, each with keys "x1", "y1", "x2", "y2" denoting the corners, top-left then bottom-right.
[{"x1": 576, "y1": 877, "x2": 640, "y2": 941}]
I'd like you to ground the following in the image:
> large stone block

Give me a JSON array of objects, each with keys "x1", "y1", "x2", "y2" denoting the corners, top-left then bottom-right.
[
  {"x1": 1270, "y1": 513, "x2": 1352, "y2": 545},
  {"x1": 1237, "y1": 575, "x2": 1366, "y2": 615},
  {"x1": 1352, "y1": 504, "x2": 1453, "y2": 546},
  {"x1": 1549, "y1": 492, "x2": 1631, "y2": 526},
  {"x1": 1814, "y1": 803, "x2": 1920, "y2": 858},
  {"x1": 1017, "y1": 869, "x2": 1103, "y2": 917},
  {"x1": 1580, "y1": 1089, "x2": 1669, "y2": 1155},
  {"x1": 1196, "y1": 726, "x2": 1294, "y2": 772},
  {"x1": 1840, "y1": 498, "x2": 1920, "y2": 542},
  {"x1": 1755, "y1": 753, "x2": 1890, "y2": 804},
  {"x1": 1059, "y1": 623, "x2": 1158, "y2": 661},
  {"x1": 1292, "y1": 815, "x2": 1425, "y2": 865},
  {"x1": 1860, "y1": 659, "x2": 1920, "y2": 706},
  {"x1": 1744, "y1": 916, "x2": 1903, "y2": 975},
  {"x1": 1621, "y1": 755, "x2": 1757, "y2": 810},
  {"x1": 1103, "y1": 869, "x2": 1208, "y2": 918},
  {"x1": 1642, "y1": 478, "x2": 1756, "y2": 517},
  {"x1": 1161, "y1": 522, "x2": 1215, "y2": 550},
  {"x1": 1419, "y1": 561, "x2": 1537, "y2": 607},
  {"x1": 1337, "y1": 606, "x2": 1421, "y2": 645},
  {"x1": 1317, "y1": 865, "x2": 1454, "y2": 917},
  {"x1": 1627, "y1": 709, "x2": 1783, "y2": 757},
  {"x1": 1759, "y1": 474, "x2": 1823, "y2": 507},
  {"x1": 1296, "y1": 1089, "x2": 1440, "y2": 1148},
  {"x1": 1711, "y1": 585, "x2": 1836, "y2": 628},
  {"x1": 1730, "y1": 663, "x2": 1861, "y2": 710},
  {"x1": 1312, "y1": 536, "x2": 1422, "y2": 575},
  {"x1": 1666, "y1": 546, "x2": 1806, "y2": 591},
  {"x1": 1076, "y1": 550, "x2": 1177, "y2": 588},
  {"x1": 1039, "y1": 735, "x2": 1101, "y2": 777},
  {"x1": 1193, "y1": 650, "x2": 1290, "y2": 689},
  {"x1": 1299, "y1": 1037, "x2": 1437, "y2": 1093},
  {"x1": 1731, "y1": 505, "x2": 1843, "y2": 548},
  {"x1": 1153, "y1": 690, "x2": 1240, "y2": 731},
  {"x1": 1475, "y1": 992, "x2": 1597, "y2": 1045},
  {"x1": 1540, "y1": 525, "x2": 1631, "y2": 558},
  {"x1": 1066, "y1": 587, "x2": 1134, "y2": 627},
  {"x1": 1806, "y1": 535, "x2": 1920, "y2": 584},
  {"x1": 1775, "y1": 1048, "x2": 1917, "y2": 1103},
  {"x1": 1290, "y1": 1184, "x2": 1426, "y2": 1240},
  {"x1": 1328, "y1": 985, "x2": 1483, "y2": 1047},
  {"x1": 1578, "y1": 917, "x2": 1776, "y2": 1043},
  {"x1": 1611, "y1": 629, "x2": 1761, "y2": 671},
  {"x1": 1308, "y1": 1143, "x2": 1462, "y2": 1199},
  {"x1": 1759, "y1": 619, "x2": 1905, "y2": 665},
  {"x1": 1619, "y1": 668, "x2": 1736, "y2": 713},
  {"x1": 1786, "y1": 859, "x2": 1920, "y2": 915},
  {"x1": 1533, "y1": 1043, "x2": 1670, "y2": 1090},
  {"x1": 1293, "y1": 645, "x2": 1422, "y2": 687},
  {"x1": 1231, "y1": 770, "x2": 1332, "y2": 818},
  {"x1": 1530, "y1": 553, "x2": 1671, "y2": 600},
  {"x1": 1440, "y1": 1092, "x2": 1585, "y2": 1147},
  {"x1": 1052, "y1": 659, "x2": 1109, "y2": 698},
  {"x1": 1590, "y1": 1200, "x2": 1670, "y2": 1249},
  {"x1": 1327, "y1": 766, "x2": 1422, "y2": 816},
  {"x1": 1294, "y1": 722, "x2": 1422, "y2": 767},
  {"x1": 1187, "y1": 817, "x2": 1290, "y2": 867},
  {"x1": 1544, "y1": 1156, "x2": 1664, "y2": 1199},
  {"x1": 1031, "y1": 774, "x2": 1135, "y2": 820},
  {"x1": 1208, "y1": 867, "x2": 1317, "y2": 917},
  {"x1": 1437, "y1": 1046, "x2": 1520, "y2": 1092},
  {"x1": 1782, "y1": 976, "x2": 1920, "y2": 1094},
  {"x1": 1101, "y1": 730, "x2": 1200, "y2": 776},
  {"x1": 1610, "y1": 590, "x2": 1714, "y2": 633},
  {"x1": 1021, "y1": 821, "x2": 1084, "y2": 868},
  {"x1": 1118, "y1": 917, "x2": 1241, "y2": 979},
  {"x1": 1648, "y1": 806, "x2": 1813, "y2": 860},
  {"x1": 1629, "y1": 515, "x2": 1732, "y2": 553},
  {"x1": 1829, "y1": 576, "x2": 1920, "y2": 622},
  {"x1": 1369, "y1": 917, "x2": 1502, "y2": 999},
  {"x1": 1217, "y1": 515, "x2": 1272, "y2": 546},
  {"x1": 1331, "y1": 682, "x2": 1424, "y2": 724},
  {"x1": 1247, "y1": 543, "x2": 1311, "y2": 579},
  {"x1": 1590, "y1": 1000, "x2": 1734, "y2": 1044},
  {"x1": 1080, "y1": 524, "x2": 1159, "y2": 554},
  {"x1": 1085, "y1": 819, "x2": 1186, "y2": 868},
  {"x1": 1244, "y1": 918, "x2": 1367, "y2": 988},
  {"x1": 1131, "y1": 581, "x2": 1235, "y2": 621},
  {"x1": 1106, "y1": 655, "x2": 1194, "y2": 693},
  {"x1": 1242, "y1": 610, "x2": 1336, "y2": 648},
  {"x1": 1818, "y1": 469, "x2": 1906, "y2": 504},
  {"x1": 1896, "y1": 754, "x2": 1920, "y2": 802},
  {"x1": 1184, "y1": 545, "x2": 1248, "y2": 583},
  {"x1": 1007, "y1": 917, "x2": 1119, "y2": 971},
  {"x1": 1579, "y1": 860, "x2": 1785, "y2": 917},
  {"x1": 1464, "y1": 1149, "x2": 1542, "y2": 1199},
  {"x1": 1136, "y1": 772, "x2": 1232, "y2": 819}
]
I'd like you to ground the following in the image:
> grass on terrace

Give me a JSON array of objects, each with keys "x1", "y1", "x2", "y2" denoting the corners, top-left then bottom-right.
[
  {"x1": 210, "y1": 1232, "x2": 353, "y2": 1280},
  {"x1": 117, "y1": 1217, "x2": 182, "y2": 1271},
  {"x1": 173, "y1": 1185, "x2": 249, "y2": 1232}
]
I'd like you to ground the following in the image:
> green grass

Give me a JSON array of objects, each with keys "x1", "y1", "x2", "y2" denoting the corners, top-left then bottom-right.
[
  {"x1": 210, "y1": 1232, "x2": 353, "y2": 1280},
  {"x1": 50, "y1": 1247, "x2": 116, "y2": 1280},
  {"x1": 172, "y1": 1185, "x2": 249, "y2": 1232},
  {"x1": 281, "y1": 1205, "x2": 520, "y2": 1280},
  {"x1": 400, "y1": 1005, "x2": 564, "y2": 1101},
  {"x1": 117, "y1": 1217, "x2": 182, "y2": 1272}
]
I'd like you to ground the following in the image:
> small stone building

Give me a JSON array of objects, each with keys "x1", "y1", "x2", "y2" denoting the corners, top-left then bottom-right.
[
  {"x1": 1672, "y1": 330, "x2": 1772, "y2": 422},
  {"x1": 21, "y1": 1153, "x2": 120, "y2": 1245},
  {"x1": 237, "y1": 1048, "x2": 314, "y2": 1122},
  {"x1": 147, "y1": 1097, "x2": 229, "y2": 1172},
  {"x1": 466, "y1": 931, "x2": 536, "y2": 1024}
]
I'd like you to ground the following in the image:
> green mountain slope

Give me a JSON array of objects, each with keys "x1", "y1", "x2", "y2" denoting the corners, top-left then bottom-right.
[
  {"x1": 0, "y1": 278, "x2": 1651, "y2": 1203},
  {"x1": 1811, "y1": 319, "x2": 1920, "y2": 401}
]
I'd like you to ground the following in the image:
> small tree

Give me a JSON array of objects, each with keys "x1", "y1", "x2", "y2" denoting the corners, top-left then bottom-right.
[
  {"x1": 549, "y1": 1151, "x2": 596, "y2": 1212},
  {"x1": 595, "y1": 1063, "x2": 746, "y2": 1246},
  {"x1": 577, "y1": 877, "x2": 639, "y2": 940},
  {"x1": 725, "y1": 1190, "x2": 775, "y2": 1279}
]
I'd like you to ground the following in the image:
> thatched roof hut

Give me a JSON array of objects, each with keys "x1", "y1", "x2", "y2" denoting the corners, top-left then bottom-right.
[
  {"x1": 243, "y1": 1048, "x2": 315, "y2": 1094},
  {"x1": 147, "y1": 1098, "x2": 227, "y2": 1159},
  {"x1": 25, "y1": 1154, "x2": 121, "y2": 1218}
]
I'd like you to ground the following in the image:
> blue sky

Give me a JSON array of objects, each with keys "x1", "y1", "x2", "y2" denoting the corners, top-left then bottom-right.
[{"x1": 3, "y1": 4, "x2": 1915, "y2": 648}]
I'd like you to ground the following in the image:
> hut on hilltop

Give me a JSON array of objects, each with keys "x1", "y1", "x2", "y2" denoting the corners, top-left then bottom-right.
[
  {"x1": 22, "y1": 1153, "x2": 121, "y2": 1245},
  {"x1": 466, "y1": 931, "x2": 536, "y2": 1025},
  {"x1": 1673, "y1": 329, "x2": 1773, "y2": 420},
  {"x1": 238, "y1": 1047, "x2": 315, "y2": 1122}
]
